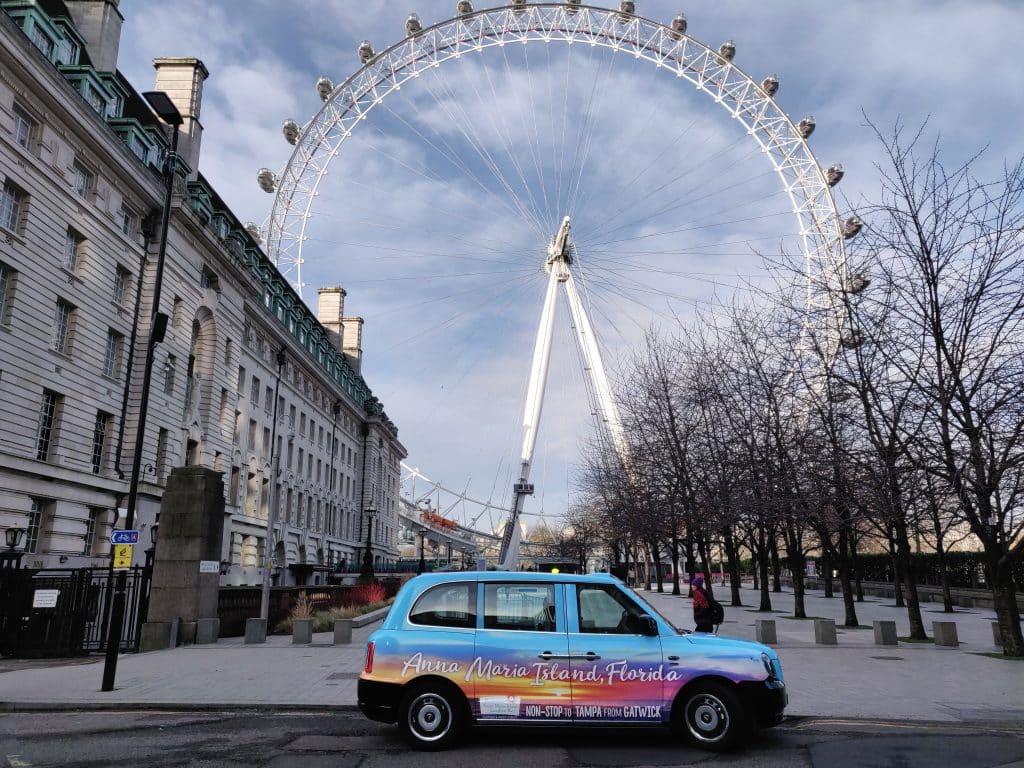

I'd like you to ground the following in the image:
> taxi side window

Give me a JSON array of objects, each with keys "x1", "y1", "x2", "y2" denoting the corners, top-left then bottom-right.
[
  {"x1": 484, "y1": 583, "x2": 557, "y2": 632},
  {"x1": 578, "y1": 584, "x2": 644, "y2": 634},
  {"x1": 409, "y1": 583, "x2": 476, "y2": 628}
]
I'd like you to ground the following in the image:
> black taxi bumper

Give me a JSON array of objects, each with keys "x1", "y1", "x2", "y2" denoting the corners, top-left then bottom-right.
[
  {"x1": 358, "y1": 678, "x2": 402, "y2": 724},
  {"x1": 740, "y1": 679, "x2": 787, "y2": 727}
]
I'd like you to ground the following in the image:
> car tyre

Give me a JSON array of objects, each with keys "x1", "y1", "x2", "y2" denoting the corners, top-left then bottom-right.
[
  {"x1": 673, "y1": 680, "x2": 750, "y2": 752},
  {"x1": 398, "y1": 682, "x2": 465, "y2": 750}
]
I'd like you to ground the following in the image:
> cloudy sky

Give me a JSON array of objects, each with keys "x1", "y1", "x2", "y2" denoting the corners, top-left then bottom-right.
[{"x1": 116, "y1": 1, "x2": 1023, "y2": 534}]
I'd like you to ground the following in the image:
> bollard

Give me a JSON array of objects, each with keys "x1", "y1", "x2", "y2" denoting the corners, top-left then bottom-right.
[
  {"x1": 244, "y1": 617, "x2": 267, "y2": 644},
  {"x1": 873, "y1": 620, "x2": 898, "y2": 646},
  {"x1": 932, "y1": 621, "x2": 959, "y2": 647},
  {"x1": 292, "y1": 618, "x2": 313, "y2": 644},
  {"x1": 334, "y1": 618, "x2": 354, "y2": 645},
  {"x1": 755, "y1": 619, "x2": 777, "y2": 645},
  {"x1": 814, "y1": 618, "x2": 837, "y2": 645},
  {"x1": 992, "y1": 621, "x2": 1002, "y2": 647}
]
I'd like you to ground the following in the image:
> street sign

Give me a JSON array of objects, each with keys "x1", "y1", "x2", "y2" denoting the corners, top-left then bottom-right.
[
  {"x1": 199, "y1": 560, "x2": 219, "y2": 574},
  {"x1": 110, "y1": 530, "x2": 139, "y2": 544},
  {"x1": 32, "y1": 589, "x2": 59, "y2": 608},
  {"x1": 113, "y1": 543, "x2": 133, "y2": 569}
]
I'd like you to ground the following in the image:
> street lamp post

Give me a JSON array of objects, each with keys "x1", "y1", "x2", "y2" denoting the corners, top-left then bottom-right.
[
  {"x1": 418, "y1": 528, "x2": 427, "y2": 574},
  {"x1": 1, "y1": 527, "x2": 25, "y2": 570},
  {"x1": 102, "y1": 92, "x2": 182, "y2": 692},
  {"x1": 359, "y1": 505, "x2": 377, "y2": 580}
]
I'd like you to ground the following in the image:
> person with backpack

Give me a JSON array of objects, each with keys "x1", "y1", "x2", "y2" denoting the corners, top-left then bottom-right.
[{"x1": 691, "y1": 574, "x2": 723, "y2": 632}]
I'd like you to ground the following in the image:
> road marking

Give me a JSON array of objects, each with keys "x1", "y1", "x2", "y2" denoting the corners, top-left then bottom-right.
[{"x1": 7, "y1": 756, "x2": 34, "y2": 767}]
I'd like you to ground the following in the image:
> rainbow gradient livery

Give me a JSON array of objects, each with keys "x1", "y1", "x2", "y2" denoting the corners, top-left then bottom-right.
[{"x1": 358, "y1": 572, "x2": 785, "y2": 751}]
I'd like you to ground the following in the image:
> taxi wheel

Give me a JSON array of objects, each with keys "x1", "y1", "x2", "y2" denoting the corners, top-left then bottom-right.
[
  {"x1": 398, "y1": 682, "x2": 465, "y2": 750},
  {"x1": 674, "y1": 681, "x2": 750, "y2": 752}
]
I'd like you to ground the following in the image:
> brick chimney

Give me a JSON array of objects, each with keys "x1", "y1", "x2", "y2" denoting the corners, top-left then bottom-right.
[
  {"x1": 64, "y1": 0, "x2": 123, "y2": 73},
  {"x1": 152, "y1": 57, "x2": 209, "y2": 177}
]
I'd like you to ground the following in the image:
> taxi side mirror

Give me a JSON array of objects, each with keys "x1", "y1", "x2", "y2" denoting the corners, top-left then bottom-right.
[{"x1": 639, "y1": 615, "x2": 658, "y2": 636}]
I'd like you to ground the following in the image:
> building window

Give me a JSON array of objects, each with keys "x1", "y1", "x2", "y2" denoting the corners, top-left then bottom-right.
[
  {"x1": 247, "y1": 419, "x2": 256, "y2": 451},
  {"x1": 52, "y1": 299, "x2": 75, "y2": 354},
  {"x1": 300, "y1": 413, "x2": 306, "y2": 437},
  {"x1": 262, "y1": 427, "x2": 270, "y2": 456},
  {"x1": 91, "y1": 410, "x2": 110, "y2": 473},
  {"x1": 102, "y1": 330, "x2": 123, "y2": 377},
  {"x1": 72, "y1": 160, "x2": 94, "y2": 199},
  {"x1": 264, "y1": 385, "x2": 273, "y2": 414},
  {"x1": 1, "y1": 180, "x2": 26, "y2": 233},
  {"x1": 63, "y1": 228, "x2": 83, "y2": 272},
  {"x1": 0, "y1": 260, "x2": 15, "y2": 325},
  {"x1": 119, "y1": 204, "x2": 138, "y2": 238},
  {"x1": 36, "y1": 389, "x2": 62, "y2": 461},
  {"x1": 164, "y1": 354, "x2": 176, "y2": 394},
  {"x1": 84, "y1": 508, "x2": 102, "y2": 555},
  {"x1": 246, "y1": 472, "x2": 258, "y2": 515},
  {"x1": 84, "y1": 85, "x2": 105, "y2": 115},
  {"x1": 156, "y1": 428, "x2": 169, "y2": 481},
  {"x1": 200, "y1": 266, "x2": 220, "y2": 291},
  {"x1": 113, "y1": 265, "x2": 130, "y2": 305},
  {"x1": 29, "y1": 25, "x2": 54, "y2": 58},
  {"x1": 250, "y1": 376, "x2": 260, "y2": 407},
  {"x1": 56, "y1": 36, "x2": 78, "y2": 67},
  {"x1": 25, "y1": 498, "x2": 48, "y2": 554},
  {"x1": 11, "y1": 103, "x2": 37, "y2": 151},
  {"x1": 172, "y1": 296, "x2": 183, "y2": 327},
  {"x1": 237, "y1": 366, "x2": 246, "y2": 393}
]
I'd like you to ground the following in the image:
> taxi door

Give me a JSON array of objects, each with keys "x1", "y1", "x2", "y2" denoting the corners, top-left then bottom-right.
[
  {"x1": 471, "y1": 581, "x2": 572, "y2": 723},
  {"x1": 567, "y1": 582, "x2": 664, "y2": 723}
]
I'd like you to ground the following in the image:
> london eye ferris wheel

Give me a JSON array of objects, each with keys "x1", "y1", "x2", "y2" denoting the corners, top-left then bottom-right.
[{"x1": 256, "y1": 2, "x2": 863, "y2": 564}]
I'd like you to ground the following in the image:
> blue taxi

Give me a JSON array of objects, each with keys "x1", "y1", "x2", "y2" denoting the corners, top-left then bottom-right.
[{"x1": 358, "y1": 571, "x2": 785, "y2": 751}]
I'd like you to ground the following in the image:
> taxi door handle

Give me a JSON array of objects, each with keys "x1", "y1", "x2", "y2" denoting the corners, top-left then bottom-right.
[
  {"x1": 581, "y1": 651, "x2": 601, "y2": 661},
  {"x1": 537, "y1": 651, "x2": 571, "y2": 661},
  {"x1": 667, "y1": 654, "x2": 680, "y2": 666}
]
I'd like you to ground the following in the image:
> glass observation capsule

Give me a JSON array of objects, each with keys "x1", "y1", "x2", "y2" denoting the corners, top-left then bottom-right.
[
  {"x1": 761, "y1": 75, "x2": 779, "y2": 96},
  {"x1": 257, "y1": 168, "x2": 277, "y2": 193},
  {"x1": 718, "y1": 40, "x2": 736, "y2": 61},
  {"x1": 316, "y1": 76, "x2": 333, "y2": 102},
  {"x1": 358, "y1": 41, "x2": 375, "y2": 64},
  {"x1": 847, "y1": 273, "x2": 870, "y2": 294},
  {"x1": 797, "y1": 116, "x2": 816, "y2": 139},
  {"x1": 826, "y1": 164, "x2": 844, "y2": 187},
  {"x1": 843, "y1": 216, "x2": 864, "y2": 239},
  {"x1": 405, "y1": 13, "x2": 422, "y2": 36},
  {"x1": 619, "y1": 1, "x2": 635, "y2": 20},
  {"x1": 457, "y1": 0, "x2": 473, "y2": 15},
  {"x1": 244, "y1": 222, "x2": 262, "y2": 244},
  {"x1": 282, "y1": 119, "x2": 299, "y2": 145}
]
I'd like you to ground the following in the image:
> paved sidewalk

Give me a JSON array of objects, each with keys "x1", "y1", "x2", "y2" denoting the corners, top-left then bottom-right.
[{"x1": 0, "y1": 584, "x2": 1021, "y2": 725}]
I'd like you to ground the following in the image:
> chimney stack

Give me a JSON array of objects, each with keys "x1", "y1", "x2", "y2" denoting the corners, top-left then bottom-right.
[
  {"x1": 64, "y1": 0, "x2": 123, "y2": 73},
  {"x1": 152, "y1": 57, "x2": 209, "y2": 177},
  {"x1": 316, "y1": 287, "x2": 364, "y2": 375}
]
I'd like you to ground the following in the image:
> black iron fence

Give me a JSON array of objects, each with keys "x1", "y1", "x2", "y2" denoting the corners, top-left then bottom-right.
[{"x1": 0, "y1": 566, "x2": 150, "y2": 658}]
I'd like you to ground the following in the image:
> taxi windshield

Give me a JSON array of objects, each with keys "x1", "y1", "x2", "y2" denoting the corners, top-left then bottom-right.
[{"x1": 618, "y1": 582, "x2": 684, "y2": 634}]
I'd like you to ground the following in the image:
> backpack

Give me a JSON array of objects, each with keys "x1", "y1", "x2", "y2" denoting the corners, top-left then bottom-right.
[{"x1": 709, "y1": 599, "x2": 725, "y2": 626}]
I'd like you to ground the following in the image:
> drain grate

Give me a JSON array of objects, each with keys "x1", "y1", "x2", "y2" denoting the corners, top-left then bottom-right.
[{"x1": 869, "y1": 655, "x2": 904, "y2": 661}]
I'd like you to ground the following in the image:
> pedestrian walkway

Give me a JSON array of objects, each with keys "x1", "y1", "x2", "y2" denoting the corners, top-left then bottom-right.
[{"x1": 0, "y1": 583, "x2": 1021, "y2": 726}]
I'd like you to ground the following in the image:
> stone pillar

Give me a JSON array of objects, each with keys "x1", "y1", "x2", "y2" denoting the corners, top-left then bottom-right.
[{"x1": 140, "y1": 466, "x2": 224, "y2": 651}]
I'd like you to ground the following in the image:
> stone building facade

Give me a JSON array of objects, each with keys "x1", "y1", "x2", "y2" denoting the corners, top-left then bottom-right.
[{"x1": 0, "y1": 0, "x2": 404, "y2": 584}]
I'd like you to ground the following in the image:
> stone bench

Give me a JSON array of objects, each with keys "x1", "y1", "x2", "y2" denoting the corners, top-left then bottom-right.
[
  {"x1": 873, "y1": 620, "x2": 897, "y2": 645},
  {"x1": 814, "y1": 618, "x2": 837, "y2": 645},
  {"x1": 333, "y1": 605, "x2": 392, "y2": 645},
  {"x1": 933, "y1": 621, "x2": 959, "y2": 647},
  {"x1": 754, "y1": 619, "x2": 777, "y2": 645}
]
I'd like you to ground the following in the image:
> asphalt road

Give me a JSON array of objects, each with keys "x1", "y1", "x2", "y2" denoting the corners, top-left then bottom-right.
[{"x1": 1, "y1": 711, "x2": 1023, "y2": 768}]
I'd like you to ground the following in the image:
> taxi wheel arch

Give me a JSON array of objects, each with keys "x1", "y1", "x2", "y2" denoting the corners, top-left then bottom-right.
[
  {"x1": 398, "y1": 677, "x2": 468, "y2": 751},
  {"x1": 671, "y1": 677, "x2": 752, "y2": 752}
]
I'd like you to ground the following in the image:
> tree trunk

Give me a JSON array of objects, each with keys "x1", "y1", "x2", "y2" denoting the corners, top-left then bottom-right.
[
  {"x1": 838, "y1": 530, "x2": 859, "y2": 627},
  {"x1": 769, "y1": 534, "x2": 782, "y2": 593},
  {"x1": 756, "y1": 526, "x2": 772, "y2": 611},
  {"x1": 822, "y1": 551, "x2": 834, "y2": 598},
  {"x1": 888, "y1": 525, "x2": 905, "y2": 608},
  {"x1": 894, "y1": 517, "x2": 927, "y2": 640},
  {"x1": 723, "y1": 527, "x2": 742, "y2": 607},
  {"x1": 671, "y1": 535, "x2": 681, "y2": 596},
  {"x1": 851, "y1": 537, "x2": 865, "y2": 602},
  {"x1": 933, "y1": 519, "x2": 954, "y2": 613},
  {"x1": 991, "y1": 564, "x2": 1024, "y2": 656}
]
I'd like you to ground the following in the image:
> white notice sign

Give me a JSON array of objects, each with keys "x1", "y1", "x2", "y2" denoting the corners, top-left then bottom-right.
[
  {"x1": 199, "y1": 560, "x2": 220, "y2": 574},
  {"x1": 33, "y1": 589, "x2": 59, "y2": 608}
]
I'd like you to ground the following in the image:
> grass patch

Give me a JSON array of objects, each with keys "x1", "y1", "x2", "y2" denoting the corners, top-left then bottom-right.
[{"x1": 898, "y1": 635, "x2": 935, "y2": 644}]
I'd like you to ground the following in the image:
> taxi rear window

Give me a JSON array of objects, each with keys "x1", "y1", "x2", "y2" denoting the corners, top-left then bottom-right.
[{"x1": 409, "y1": 583, "x2": 476, "y2": 628}]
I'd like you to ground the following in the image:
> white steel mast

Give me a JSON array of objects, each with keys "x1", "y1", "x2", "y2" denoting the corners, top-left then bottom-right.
[{"x1": 498, "y1": 217, "x2": 626, "y2": 569}]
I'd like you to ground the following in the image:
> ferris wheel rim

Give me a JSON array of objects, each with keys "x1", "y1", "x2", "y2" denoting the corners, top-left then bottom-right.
[{"x1": 265, "y1": 2, "x2": 850, "y2": 368}]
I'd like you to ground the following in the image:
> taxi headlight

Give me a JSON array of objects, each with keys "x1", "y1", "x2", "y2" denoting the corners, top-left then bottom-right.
[{"x1": 760, "y1": 652, "x2": 776, "y2": 679}]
